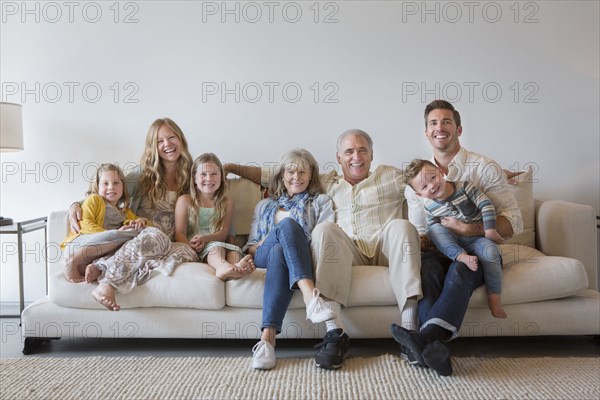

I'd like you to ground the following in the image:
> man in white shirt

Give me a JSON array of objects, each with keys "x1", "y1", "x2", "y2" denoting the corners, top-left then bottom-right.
[{"x1": 391, "y1": 100, "x2": 523, "y2": 376}]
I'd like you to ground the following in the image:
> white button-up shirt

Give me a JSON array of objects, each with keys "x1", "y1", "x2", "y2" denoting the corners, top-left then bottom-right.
[{"x1": 405, "y1": 147, "x2": 523, "y2": 236}]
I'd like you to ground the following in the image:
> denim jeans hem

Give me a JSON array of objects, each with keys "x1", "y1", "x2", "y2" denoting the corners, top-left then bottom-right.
[
  {"x1": 290, "y1": 274, "x2": 313, "y2": 289},
  {"x1": 261, "y1": 323, "x2": 281, "y2": 334},
  {"x1": 421, "y1": 318, "x2": 459, "y2": 340}
]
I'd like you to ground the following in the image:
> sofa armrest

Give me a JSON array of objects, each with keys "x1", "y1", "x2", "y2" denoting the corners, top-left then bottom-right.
[
  {"x1": 535, "y1": 199, "x2": 598, "y2": 290},
  {"x1": 47, "y1": 209, "x2": 70, "y2": 276}
]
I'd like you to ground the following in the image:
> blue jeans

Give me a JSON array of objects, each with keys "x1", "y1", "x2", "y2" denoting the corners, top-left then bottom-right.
[
  {"x1": 254, "y1": 218, "x2": 313, "y2": 333},
  {"x1": 418, "y1": 250, "x2": 484, "y2": 338},
  {"x1": 428, "y1": 223, "x2": 502, "y2": 294}
]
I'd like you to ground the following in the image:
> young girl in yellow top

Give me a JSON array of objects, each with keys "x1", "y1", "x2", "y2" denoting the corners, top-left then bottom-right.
[
  {"x1": 61, "y1": 163, "x2": 147, "y2": 283},
  {"x1": 174, "y1": 153, "x2": 254, "y2": 280}
]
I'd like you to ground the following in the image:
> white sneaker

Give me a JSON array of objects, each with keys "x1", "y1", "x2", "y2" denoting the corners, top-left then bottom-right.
[
  {"x1": 306, "y1": 288, "x2": 337, "y2": 323},
  {"x1": 252, "y1": 340, "x2": 276, "y2": 370}
]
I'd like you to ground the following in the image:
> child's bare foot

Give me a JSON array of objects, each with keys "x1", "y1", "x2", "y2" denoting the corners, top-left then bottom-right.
[
  {"x1": 488, "y1": 293, "x2": 507, "y2": 318},
  {"x1": 91, "y1": 283, "x2": 120, "y2": 311},
  {"x1": 457, "y1": 253, "x2": 479, "y2": 271},
  {"x1": 64, "y1": 259, "x2": 84, "y2": 283},
  {"x1": 85, "y1": 263, "x2": 102, "y2": 283},
  {"x1": 214, "y1": 255, "x2": 256, "y2": 281},
  {"x1": 235, "y1": 254, "x2": 255, "y2": 275},
  {"x1": 215, "y1": 265, "x2": 242, "y2": 281}
]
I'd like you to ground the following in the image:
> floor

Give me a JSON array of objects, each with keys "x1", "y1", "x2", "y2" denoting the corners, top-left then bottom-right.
[{"x1": 1, "y1": 317, "x2": 598, "y2": 359}]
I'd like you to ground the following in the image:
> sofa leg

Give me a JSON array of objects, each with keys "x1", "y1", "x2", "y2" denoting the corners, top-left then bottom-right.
[{"x1": 22, "y1": 337, "x2": 60, "y2": 355}]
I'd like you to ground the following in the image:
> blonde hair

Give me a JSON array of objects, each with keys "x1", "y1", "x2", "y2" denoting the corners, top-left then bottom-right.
[
  {"x1": 87, "y1": 163, "x2": 130, "y2": 210},
  {"x1": 138, "y1": 118, "x2": 193, "y2": 207},
  {"x1": 188, "y1": 153, "x2": 228, "y2": 236},
  {"x1": 269, "y1": 148, "x2": 324, "y2": 199}
]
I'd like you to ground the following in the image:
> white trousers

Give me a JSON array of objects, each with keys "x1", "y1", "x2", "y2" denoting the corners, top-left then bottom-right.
[{"x1": 310, "y1": 219, "x2": 422, "y2": 312}]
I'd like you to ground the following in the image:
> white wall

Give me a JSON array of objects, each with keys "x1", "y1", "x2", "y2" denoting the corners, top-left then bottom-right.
[{"x1": 1, "y1": 0, "x2": 598, "y2": 303}]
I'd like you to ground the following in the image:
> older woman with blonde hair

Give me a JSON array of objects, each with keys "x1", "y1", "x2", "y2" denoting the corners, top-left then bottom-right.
[
  {"x1": 244, "y1": 148, "x2": 336, "y2": 370},
  {"x1": 68, "y1": 118, "x2": 198, "y2": 311}
]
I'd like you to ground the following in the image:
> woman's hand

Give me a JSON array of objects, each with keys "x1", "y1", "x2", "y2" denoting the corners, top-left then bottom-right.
[
  {"x1": 246, "y1": 245, "x2": 258, "y2": 256},
  {"x1": 246, "y1": 237, "x2": 266, "y2": 256},
  {"x1": 128, "y1": 218, "x2": 147, "y2": 230},
  {"x1": 69, "y1": 202, "x2": 83, "y2": 233}
]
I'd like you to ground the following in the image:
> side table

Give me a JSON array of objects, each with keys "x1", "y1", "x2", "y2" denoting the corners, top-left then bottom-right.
[{"x1": 0, "y1": 217, "x2": 48, "y2": 318}]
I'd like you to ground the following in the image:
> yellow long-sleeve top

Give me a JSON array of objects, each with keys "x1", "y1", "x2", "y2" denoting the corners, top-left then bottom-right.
[{"x1": 60, "y1": 194, "x2": 141, "y2": 248}]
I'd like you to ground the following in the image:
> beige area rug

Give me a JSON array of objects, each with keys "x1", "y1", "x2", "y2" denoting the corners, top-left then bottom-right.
[{"x1": 1, "y1": 355, "x2": 599, "y2": 400}]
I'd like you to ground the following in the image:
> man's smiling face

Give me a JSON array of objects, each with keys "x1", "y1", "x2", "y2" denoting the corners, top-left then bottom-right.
[
  {"x1": 336, "y1": 133, "x2": 373, "y2": 185},
  {"x1": 425, "y1": 108, "x2": 462, "y2": 154}
]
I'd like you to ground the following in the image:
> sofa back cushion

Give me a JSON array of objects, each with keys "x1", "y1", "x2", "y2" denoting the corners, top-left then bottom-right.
[{"x1": 228, "y1": 178, "x2": 264, "y2": 236}]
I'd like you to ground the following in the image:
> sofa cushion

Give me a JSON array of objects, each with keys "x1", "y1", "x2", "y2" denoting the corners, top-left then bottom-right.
[
  {"x1": 226, "y1": 244, "x2": 587, "y2": 309},
  {"x1": 505, "y1": 166, "x2": 535, "y2": 248},
  {"x1": 226, "y1": 265, "x2": 399, "y2": 309},
  {"x1": 468, "y1": 244, "x2": 589, "y2": 307},
  {"x1": 226, "y1": 269, "x2": 265, "y2": 308},
  {"x1": 225, "y1": 269, "x2": 306, "y2": 309},
  {"x1": 346, "y1": 265, "x2": 398, "y2": 306},
  {"x1": 49, "y1": 262, "x2": 226, "y2": 310}
]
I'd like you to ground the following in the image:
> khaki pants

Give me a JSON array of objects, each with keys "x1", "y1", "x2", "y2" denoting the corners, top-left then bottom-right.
[{"x1": 310, "y1": 220, "x2": 422, "y2": 312}]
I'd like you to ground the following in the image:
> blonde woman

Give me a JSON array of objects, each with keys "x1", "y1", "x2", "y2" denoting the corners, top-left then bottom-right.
[
  {"x1": 68, "y1": 118, "x2": 198, "y2": 311},
  {"x1": 245, "y1": 148, "x2": 336, "y2": 370}
]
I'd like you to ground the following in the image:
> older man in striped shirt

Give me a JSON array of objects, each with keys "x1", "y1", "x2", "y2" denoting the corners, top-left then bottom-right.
[{"x1": 308, "y1": 129, "x2": 422, "y2": 370}]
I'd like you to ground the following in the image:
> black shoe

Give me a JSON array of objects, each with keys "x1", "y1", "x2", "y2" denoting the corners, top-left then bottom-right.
[
  {"x1": 390, "y1": 323, "x2": 426, "y2": 366},
  {"x1": 422, "y1": 340, "x2": 453, "y2": 376},
  {"x1": 391, "y1": 324, "x2": 453, "y2": 376},
  {"x1": 399, "y1": 344, "x2": 425, "y2": 367},
  {"x1": 314, "y1": 329, "x2": 350, "y2": 370}
]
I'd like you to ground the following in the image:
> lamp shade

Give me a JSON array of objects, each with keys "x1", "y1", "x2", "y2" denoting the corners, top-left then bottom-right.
[{"x1": 0, "y1": 102, "x2": 24, "y2": 152}]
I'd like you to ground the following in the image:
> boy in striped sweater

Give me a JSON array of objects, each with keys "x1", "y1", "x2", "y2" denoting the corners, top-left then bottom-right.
[{"x1": 404, "y1": 159, "x2": 507, "y2": 319}]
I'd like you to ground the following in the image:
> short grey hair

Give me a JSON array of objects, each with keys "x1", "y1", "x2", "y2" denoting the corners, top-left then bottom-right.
[{"x1": 336, "y1": 129, "x2": 373, "y2": 153}]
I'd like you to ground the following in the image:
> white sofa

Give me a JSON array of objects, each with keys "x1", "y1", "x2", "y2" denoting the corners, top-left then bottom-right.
[{"x1": 21, "y1": 177, "x2": 600, "y2": 354}]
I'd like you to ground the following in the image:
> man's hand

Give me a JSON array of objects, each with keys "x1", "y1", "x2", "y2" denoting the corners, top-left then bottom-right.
[
  {"x1": 419, "y1": 234, "x2": 436, "y2": 252},
  {"x1": 505, "y1": 169, "x2": 525, "y2": 185},
  {"x1": 485, "y1": 229, "x2": 505, "y2": 245},
  {"x1": 223, "y1": 163, "x2": 236, "y2": 177},
  {"x1": 223, "y1": 164, "x2": 262, "y2": 185},
  {"x1": 69, "y1": 203, "x2": 83, "y2": 233},
  {"x1": 440, "y1": 216, "x2": 483, "y2": 237}
]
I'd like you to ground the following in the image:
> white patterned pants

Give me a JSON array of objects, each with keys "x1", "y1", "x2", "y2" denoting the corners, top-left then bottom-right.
[{"x1": 93, "y1": 227, "x2": 198, "y2": 293}]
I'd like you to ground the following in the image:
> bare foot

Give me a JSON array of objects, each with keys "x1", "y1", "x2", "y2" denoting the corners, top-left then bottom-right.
[
  {"x1": 457, "y1": 253, "x2": 478, "y2": 271},
  {"x1": 64, "y1": 259, "x2": 84, "y2": 283},
  {"x1": 491, "y1": 307, "x2": 507, "y2": 319},
  {"x1": 91, "y1": 283, "x2": 120, "y2": 311},
  {"x1": 85, "y1": 264, "x2": 102, "y2": 283},
  {"x1": 235, "y1": 254, "x2": 255, "y2": 274},
  {"x1": 214, "y1": 255, "x2": 256, "y2": 281},
  {"x1": 488, "y1": 293, "x2": 507, "y2": 318},
  {"x1": 215, "y1": 265, "x2": 244, "y2": 281}
]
